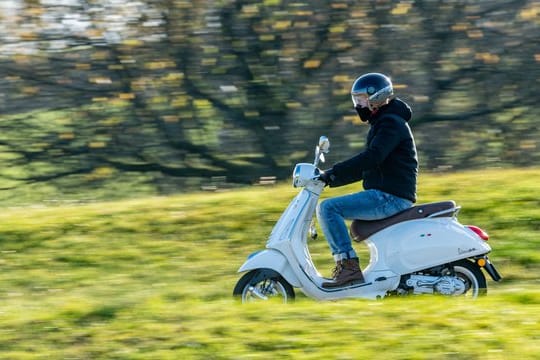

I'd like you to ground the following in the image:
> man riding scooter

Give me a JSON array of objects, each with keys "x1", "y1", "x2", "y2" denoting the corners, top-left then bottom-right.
[{"x1": 317, "y1": 72, "x2": 418, "y2": 288}]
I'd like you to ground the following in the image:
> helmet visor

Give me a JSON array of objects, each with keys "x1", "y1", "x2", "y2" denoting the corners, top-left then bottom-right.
[{"x1": 351, "y1": 93, "x2": 369, "y2": 107}]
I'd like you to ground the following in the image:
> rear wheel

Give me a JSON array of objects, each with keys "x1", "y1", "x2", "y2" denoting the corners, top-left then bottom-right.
[
  {"x1": 233, "y1": 269, "x2": 295, "y2": 303},
  {"x1": 450, "y1": 259, "x2": 487, "y2": 298}
]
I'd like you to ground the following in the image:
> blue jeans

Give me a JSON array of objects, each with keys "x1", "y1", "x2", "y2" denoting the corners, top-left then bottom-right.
[{"x1": 316, "y1": 189, "x2": 413, "y2": 262}]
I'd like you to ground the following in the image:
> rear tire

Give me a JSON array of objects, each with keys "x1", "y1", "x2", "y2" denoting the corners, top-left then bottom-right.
[
  {"x1": 233, "y1": 269, "x2": 295, "y2": 303},
  {"x1": 451, "y1": 259, "x2": 487, "y2": 298}
]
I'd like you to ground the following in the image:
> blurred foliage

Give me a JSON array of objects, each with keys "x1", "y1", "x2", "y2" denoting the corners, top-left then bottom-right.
[
  {"x1": 0, "y1": 0, "x2": 539, "y2": 197},
  {"x1": 0, "y1": 168, "x2": 538, "y2": 358}
]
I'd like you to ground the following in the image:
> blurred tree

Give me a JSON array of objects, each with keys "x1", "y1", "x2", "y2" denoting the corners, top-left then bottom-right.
[{"x1": 0, "y1": 0, "x2": 538, "y2": 195}]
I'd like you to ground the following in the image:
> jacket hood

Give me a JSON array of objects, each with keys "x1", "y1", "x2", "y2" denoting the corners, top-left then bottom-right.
[{"x1": 375, "y1": 98, "x2": 412, "y2": 123}]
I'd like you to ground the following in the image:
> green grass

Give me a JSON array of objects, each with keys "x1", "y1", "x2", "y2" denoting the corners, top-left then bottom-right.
[{"x1": 0, "y1": 168, "x2": 538, "y2": 359}]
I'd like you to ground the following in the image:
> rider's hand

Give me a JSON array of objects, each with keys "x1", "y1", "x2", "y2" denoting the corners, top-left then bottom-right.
[{"x1": 318, "y1": 169, "x2": 335, "y2": 186}]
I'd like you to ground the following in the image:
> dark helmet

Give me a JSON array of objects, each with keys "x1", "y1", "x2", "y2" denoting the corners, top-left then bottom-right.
[{"x1": 351, "y1": 73, "x2": 394, "y2": 110}]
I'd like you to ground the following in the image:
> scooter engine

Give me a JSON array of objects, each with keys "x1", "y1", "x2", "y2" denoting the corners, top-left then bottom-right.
[
  {"x1": 434, "y1": 276, "x2": 467, "y2": 295},
  {"x1": 405, "y1": 275, "x2": 467, "y2": 296}
]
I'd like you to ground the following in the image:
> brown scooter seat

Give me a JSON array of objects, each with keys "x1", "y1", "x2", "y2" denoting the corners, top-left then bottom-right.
[{"x1": 350, "y1": 201, "x2": 457, "y2": 242}]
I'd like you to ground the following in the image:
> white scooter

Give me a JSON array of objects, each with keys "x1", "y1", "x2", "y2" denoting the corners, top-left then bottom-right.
[{"x1": 234, "y1": 136, "x2": 501, "y2": 302}]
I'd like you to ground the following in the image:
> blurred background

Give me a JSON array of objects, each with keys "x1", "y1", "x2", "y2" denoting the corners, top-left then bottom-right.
[
  {"x1": 0, "y1": 0, "x2": 538, "y2": 203},
  {"x1": 0, "y1": 4, "x2": 538, "y2": 357}
]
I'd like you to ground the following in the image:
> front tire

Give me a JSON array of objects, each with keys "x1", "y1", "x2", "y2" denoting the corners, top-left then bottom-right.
[
  {"x1": 233, "y1": 269, "x2": 295, "y2": 303},
  {"x1": 451, "y1": 259, "x2": 487, "y2": 298}
]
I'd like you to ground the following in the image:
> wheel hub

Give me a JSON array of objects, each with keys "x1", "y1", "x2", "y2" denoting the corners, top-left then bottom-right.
[{"x1": 434, "y1": 276, "x2": 467, "y2": 295}]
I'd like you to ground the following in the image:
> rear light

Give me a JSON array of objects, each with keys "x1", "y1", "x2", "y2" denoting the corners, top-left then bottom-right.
[{"x1": 467, "y1": 225, "x2": 489, "y2": 241}]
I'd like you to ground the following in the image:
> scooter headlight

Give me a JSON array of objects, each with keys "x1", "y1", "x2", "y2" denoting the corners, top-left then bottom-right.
[{"x1": 292, "y1": 163, "x2": 319, "y2": 188}]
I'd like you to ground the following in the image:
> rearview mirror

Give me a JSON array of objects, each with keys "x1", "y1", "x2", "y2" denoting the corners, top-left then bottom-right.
[
  {"x1": 314, "y1": 136, "x2": 330, "y2": 166},
  {"x1": 318, "y1": 136, "x2": 330, "y2": 153}
]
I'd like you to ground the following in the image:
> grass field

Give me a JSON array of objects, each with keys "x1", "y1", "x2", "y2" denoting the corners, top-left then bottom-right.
[{"x1": 0, "y1": 168, "x2": 538, "y2": 359}]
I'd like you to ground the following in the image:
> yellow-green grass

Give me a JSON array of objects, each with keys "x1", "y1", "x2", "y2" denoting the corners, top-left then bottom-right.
[{"x1": 0, "y1": 168, "x2": 538, "y2": 359}]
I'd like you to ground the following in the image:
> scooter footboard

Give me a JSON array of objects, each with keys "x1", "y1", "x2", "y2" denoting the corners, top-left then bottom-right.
[{"x1": 238, "y1": 249, "x2": 301, "y2": 287}]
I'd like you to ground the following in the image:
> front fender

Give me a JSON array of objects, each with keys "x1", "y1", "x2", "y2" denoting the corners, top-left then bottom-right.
[{"x1": 238, "y1": 249, "x2": 301, "y2": 287}]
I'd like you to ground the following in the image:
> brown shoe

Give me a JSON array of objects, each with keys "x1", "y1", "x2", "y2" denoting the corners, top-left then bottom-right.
[{"x1": 322, "y1": 258, "x2": 365, "y2": 288}]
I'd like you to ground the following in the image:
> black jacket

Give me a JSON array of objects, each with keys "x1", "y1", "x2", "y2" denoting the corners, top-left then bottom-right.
[{"x1": 326, "y1": 98, "x2": 418, "y2": 202}]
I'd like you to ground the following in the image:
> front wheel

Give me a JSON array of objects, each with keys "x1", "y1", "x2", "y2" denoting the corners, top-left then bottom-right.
[
  {"x1": 450, "y1": 259, "x2": 487, "y2": 298},
  {"x1": 233, "y1": 269, "x2": 295, "y2": 303}
]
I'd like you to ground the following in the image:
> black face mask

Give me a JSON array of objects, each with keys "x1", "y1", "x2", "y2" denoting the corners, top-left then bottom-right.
[{"x1": 355, "y1": 105, "x2": 372, "y2": 122}]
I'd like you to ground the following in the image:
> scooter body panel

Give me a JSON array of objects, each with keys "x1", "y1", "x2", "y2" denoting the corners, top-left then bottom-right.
[
  {"x1": 237, "y1": 249, "x2": 302, "y2": 288},
  {"x1": 365, "y1": 217, "x2": 492, "y2": 275}
]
